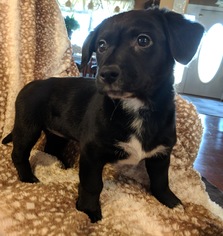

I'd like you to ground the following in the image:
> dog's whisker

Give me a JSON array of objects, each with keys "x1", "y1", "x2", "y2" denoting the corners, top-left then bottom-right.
[{"x1": 110, "y1": 100, "x2": 121, "y2": 121}]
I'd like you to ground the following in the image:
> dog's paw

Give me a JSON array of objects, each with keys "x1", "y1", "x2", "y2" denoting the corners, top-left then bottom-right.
[
  {"x1": 76, "y1": 198, "x2": 102, "y2": 223},
  {"x1": 164, "y1": 193, "x2": 181, "y2": 208},
  {"x1": 84, "y1": 209, "x2": 102, "y2": 223},
  {"x1": 19, "y1": 174, "x2": 40, "y2": 183},
  {"x1": 153, "y1": 189, "x2": 181, "y2": 208}
]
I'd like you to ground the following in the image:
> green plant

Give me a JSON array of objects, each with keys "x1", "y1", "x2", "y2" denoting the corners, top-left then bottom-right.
[{"x1": 64, "y1": 15, "x2": 80, "y2": 39}]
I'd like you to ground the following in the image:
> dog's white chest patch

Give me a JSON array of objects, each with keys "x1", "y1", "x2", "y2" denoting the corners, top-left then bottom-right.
[
  {"x1": 116, "y1": 136, "x2": 168, "y2": 165},
  {"x1": 117, "y1": 98, "x2": 168, "y2": 165}
]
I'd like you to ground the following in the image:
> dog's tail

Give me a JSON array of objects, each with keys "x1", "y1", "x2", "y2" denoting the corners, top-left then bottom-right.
[{"x1": 2, "y1": 133, "x2": 12, "y2": 144}]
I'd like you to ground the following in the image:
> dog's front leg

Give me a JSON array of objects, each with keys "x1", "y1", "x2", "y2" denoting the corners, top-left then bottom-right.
[
  {"x1": 76, "y1": 151, "x2": 105, "y2": 223},
  {"x1": 145, "y1": 153, "x2": 181, "y2": 208}
]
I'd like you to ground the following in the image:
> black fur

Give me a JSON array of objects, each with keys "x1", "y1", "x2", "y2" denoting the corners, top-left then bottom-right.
[{"x1": 2, "y1": 8, "x2": 204, "y2": 222}]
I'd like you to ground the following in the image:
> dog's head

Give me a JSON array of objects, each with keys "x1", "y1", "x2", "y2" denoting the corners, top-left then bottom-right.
[{"x1": 81, "y1": 8, "x2": 204, "y2": 100}]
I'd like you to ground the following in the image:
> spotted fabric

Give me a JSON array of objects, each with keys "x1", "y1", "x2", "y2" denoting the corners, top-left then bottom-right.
[
  {"x1": 0, "y1": 0, "x2": 79, "y2": 140},
  {"x1": 0, "y1": 1, "x2": 223, "y2": 235}
]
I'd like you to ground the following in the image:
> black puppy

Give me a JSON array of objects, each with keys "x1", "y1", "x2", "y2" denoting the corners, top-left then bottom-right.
[{"x1": 2, "y1": 8, "x2": 204, "y2": 223}]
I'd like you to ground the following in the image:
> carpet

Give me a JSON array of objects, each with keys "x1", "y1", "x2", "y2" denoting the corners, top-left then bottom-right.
[
  {"x1": 202, "y1": 177, "x2": 223, "y2": 208},
  {"x1": 181, "y1": 95, "x2": 223, "y2": 118}
]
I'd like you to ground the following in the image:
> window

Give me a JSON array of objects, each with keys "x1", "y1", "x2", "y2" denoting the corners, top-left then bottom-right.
[
  {"x1": 198, "y1": 23, "x2": 223, "y2": 83},
  {"x1": 57, "y1": 0, "x2": 134, "y2": 47}
]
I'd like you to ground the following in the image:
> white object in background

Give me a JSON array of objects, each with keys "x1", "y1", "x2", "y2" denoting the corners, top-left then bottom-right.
[
  {"x1": 198, "y1": 23, "x2": 223, "y2": 83},
  {"x1": 173, "y1": 0, "x2": 189, "y2": 14}
]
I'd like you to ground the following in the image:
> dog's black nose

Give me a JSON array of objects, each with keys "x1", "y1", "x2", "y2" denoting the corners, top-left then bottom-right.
[{"x1": 99, "y1": 65, "x2": 120, "y2": 84}]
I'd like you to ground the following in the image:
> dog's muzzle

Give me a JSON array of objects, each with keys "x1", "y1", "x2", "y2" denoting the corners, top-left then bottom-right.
[
  {"x1": 98, "y1": 65, "x2": 120, "y2": 85},
  {"x1": 97, "y1": 65, "x2": 134, "y2": 99}
]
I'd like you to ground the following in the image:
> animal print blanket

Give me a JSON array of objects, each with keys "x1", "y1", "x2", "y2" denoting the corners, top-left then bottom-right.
[{"x1": 0, "y1": 1, "x2": 223, "y2": 235}]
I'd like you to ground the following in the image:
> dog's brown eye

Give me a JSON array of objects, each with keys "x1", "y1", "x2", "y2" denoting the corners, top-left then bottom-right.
[
  {"x1": 98, "y1": 40, "x2": 107, "y2": 53},
  {"x1": 137, "y1": 34, "x2": 152, "y2": 48}
]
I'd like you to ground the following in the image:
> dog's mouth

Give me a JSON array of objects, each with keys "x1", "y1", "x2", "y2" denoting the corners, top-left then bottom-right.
[
  {"x1": 105, "y1": 90, "x2": 135, "y2": 100},
  {"x1": 96, "y1": 77, "x2": 135, "y2": 99}
]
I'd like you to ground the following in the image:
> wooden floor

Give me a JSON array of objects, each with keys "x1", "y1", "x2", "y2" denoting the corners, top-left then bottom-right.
[{"x1": 192, "y1": 111, "x2": 223, "y2": 191}]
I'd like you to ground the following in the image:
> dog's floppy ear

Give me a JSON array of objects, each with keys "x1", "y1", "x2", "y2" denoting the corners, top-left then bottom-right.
[
  {"x1": 163, "y1": 10, "x2": 205, "y2": 65},
  {"x1": 80, "y1": 30, "x2": 98, "y2": 69}
]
